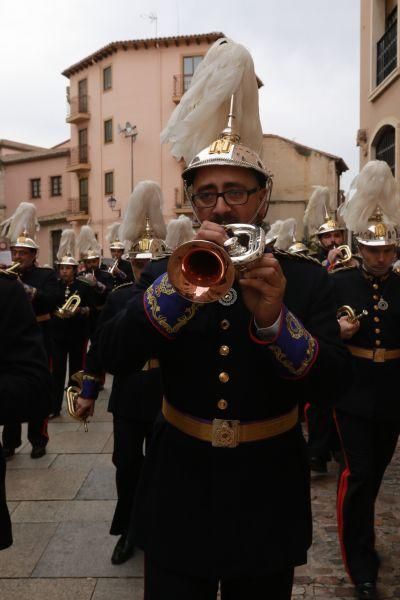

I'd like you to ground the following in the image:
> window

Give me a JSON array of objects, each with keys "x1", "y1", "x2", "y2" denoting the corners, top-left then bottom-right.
[
  {"x1": 50, "y1": 176, "x2": 62, "y2": 196},
  {"x1": 183, "y1": 55, "x2": 203, "y2": 92},
  {"x1": 375, "y1": 125, "x2": 396, "y2": 175},
  {"x1": 78, "y1": 128, "x2": 88, "y2": 162},
  {"x1": 30, "y1": 178, "x2": 41, "y2": 199},
  {"x1": 377, "y1": 7, "x2": 397, "y2": 85},
  {"x1": 103, "y1": 66, "x2": 112, "y2": 91},
  {"x1": 78, "y1": 78, "x2": 88, "y2": 112},
  {"x1": 105, "y1": 171, "x2": 114, "y2": 195},
  {"x1": 79, "y1": 178, "x2": 89, "y2": 212},
  {"x1": 104, "y1": 119, "x2": 113, "y2": 143}
]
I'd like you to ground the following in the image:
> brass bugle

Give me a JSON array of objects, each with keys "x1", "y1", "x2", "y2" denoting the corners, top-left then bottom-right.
[
  {"x1": 66, "y1": 385, "x2": 88, "y2": 432},
  {"x1": 0, "y1": 261, "x2": 21, "y2": 277},
  {"x1": 108, "y1": 258, "x2": 119, "y2": 275},
  {"x1": 337, "y1": 305, "x2": 368, "y2": 323},
  {"x1": 167, "y1": 224, "x2": 265, "y2": 304},
  {"x1": 333, "y1": 245, "x2": 352, "y2": 265},
  {"x1": 54, "y1": 292, "x2": 81, "y2": 319}
]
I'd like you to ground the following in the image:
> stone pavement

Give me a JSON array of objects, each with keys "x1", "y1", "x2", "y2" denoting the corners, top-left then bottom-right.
[{"x1": 0, "y1": 378, "x2": 399, "y2": 599}]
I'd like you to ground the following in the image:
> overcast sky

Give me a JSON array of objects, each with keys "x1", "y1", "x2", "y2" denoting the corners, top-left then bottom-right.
[{"x1": 0, "y1": 0, "x2": 360, "y2": 189}]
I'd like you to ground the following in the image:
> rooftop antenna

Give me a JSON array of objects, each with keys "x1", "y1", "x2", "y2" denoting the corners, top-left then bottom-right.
[{"x1": 140, "y1": 12, "x2": 158, "y2": 38}]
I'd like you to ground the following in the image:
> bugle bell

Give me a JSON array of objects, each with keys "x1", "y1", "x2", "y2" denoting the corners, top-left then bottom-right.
[
  {"x1": 54, "y1": 292, "x2": 81, "y2": 319},
  {"x1": 66, "y1": 385, "x2": 89, "y2": 432},
  {"x1": 331, "y1": 245, "x2": 352, "y2": 268},
  {"x1": 336, "y1": 305, "x2": 368, "y2": 324},
  {"x1": 167, "y1": 224, "x2": 266, "y2": 303}
]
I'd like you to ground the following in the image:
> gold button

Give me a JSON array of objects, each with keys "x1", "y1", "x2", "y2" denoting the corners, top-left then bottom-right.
[
  {"x1": 373, "y1": 284, "x2": 379, "y2": 290},
  {"x1": 219, "y1": 372, "x2": 230, "y2": 383},
  {"x1": 375, "y1": 328, "x2": 381, "y2": 334},
  {"x1": 374, "y1": 305, "x2": 379, "y2": 311},
  {"x1": 217, "y1": 399, "x2": 228, "y2": 410},
  {"x1": 219, "y1": 345, "x2": 230, "y2": 356},
  {"x1": 373, "y1": 295, "x2": 379, "y2": 301},
  {"x1": 220, "y1": 319, "x2": 230, "y2": 330},
  {"x1": 374, "y1": 316, "x2": 380, "y2": 323},
  {"x1": 375, "y1": 340, "x2": 381, "y2": 347}
]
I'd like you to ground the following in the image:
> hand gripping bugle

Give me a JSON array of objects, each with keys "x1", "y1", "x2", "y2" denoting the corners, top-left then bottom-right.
[{"x1": 336, "y1": 305, "x2": 368, "y2": 324}]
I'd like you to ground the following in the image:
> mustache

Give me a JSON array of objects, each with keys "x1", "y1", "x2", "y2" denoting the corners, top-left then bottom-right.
[{"x1": 209, "y1": 215, "x2": 239, "y2": 225}]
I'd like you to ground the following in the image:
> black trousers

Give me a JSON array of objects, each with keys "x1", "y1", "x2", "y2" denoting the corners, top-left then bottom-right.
[
  {"x1": 110, "y1": 416, "x2": 153, "y2": 537},
  {"x1": 2, "y1": 418, "x2": 48, "y2": 449},
  {"x1": 144, "y1": 558, "x2": 294, "y2": 600},
  {"x1": 305, "y1": 402, "x2": 340, "y2": 461},
  {"x1": 335, "y1": 410, "x2": 400, "y2": 584},
  {"x1": 52, "y1": 335, "x2": 88, "y2": 414}
]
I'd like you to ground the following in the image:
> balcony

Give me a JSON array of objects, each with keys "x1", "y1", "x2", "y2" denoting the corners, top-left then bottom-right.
[
  {"x1": 66, "y1": 145, "x2": 91, "y2": 173},
  {"x1": 172, "y1": 74, "x2": 193, "y2": 103},
  {"x1": 377, "y1": 20, "x2": 397, "y2": 85},
  {"x1": 66, "y1": 95, "x2": 90, "y2": 124},
  {"x1": 66, "y1": 197, "x2": 89, "y2": 221}
]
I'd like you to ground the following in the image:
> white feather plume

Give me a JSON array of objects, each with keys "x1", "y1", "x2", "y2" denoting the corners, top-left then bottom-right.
[
  {"x1": 303, "y1": 186, "x2": 331, "y2": 232},
  {"x1": 341, "y1": 160, "x2": 400, "y2": 231},
  {"x1": 106, "y1": 222, "x2": 122, "y2": 244},
  {"x1": 161, "y1": 37, "x2": 263, "y2": 164},
  {"x1": 119, "y1": 181, "x2": 166, "y2": 243},
  {"x1": 267, "y1": 220, "x2": 283, "y2": 240},
  {"x1": 57, "y1": 229, "x2": 76, "y2": 260},
  {"x1": 77, "y1": 225, "x2": 101, "y2": 256},
  {"x1": 0, "y1": 202, "x2": 39, "y2": 241},
  {"x1": 275, "y1": 218, "x2": 297, "y2": 250},
  {"x1": 166, "y1": 215, "x2": 195, "y2": 250}
]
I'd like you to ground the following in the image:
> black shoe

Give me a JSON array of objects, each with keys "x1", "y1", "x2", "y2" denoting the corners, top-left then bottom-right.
[
  {"x1": 30, "y1": 446, "x2": 46, "y2": 459},
  {"x1": 2, "y1": 447, "x2": 15, "y2": 460},
  {"x1": 111, "y1": 536, "x2": 135, "y2": 565},
  {"x1": 355, "y1": 582, "x2": 377, "y2": 599},
  {"x1": 309, "y1": 456, "x2": 328, "y2": 473}
]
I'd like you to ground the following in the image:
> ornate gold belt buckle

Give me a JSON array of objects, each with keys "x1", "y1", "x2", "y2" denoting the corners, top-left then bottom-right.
[
  {"x1": 373, "y1": 348, "x2": 385, "y2": 363},
  {"x1": 212, "y1": 419, "x2": 240, "y2": 448}
]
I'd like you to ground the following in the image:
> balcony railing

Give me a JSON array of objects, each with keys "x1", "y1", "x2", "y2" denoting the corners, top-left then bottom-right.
[
  {"x1": 66, "y1": 95, "x2": 90, "y2": 124},
  {"x1": 66, "y1": 145, "x2": 90, "y2": 173},
  {"x1": 67, "y1": 197, "x2": 89, "y2": 215},
  {"x1": 172, "y1": 74, "x2": 193, "y2": 102},
  {"x1": 377, "y1": 20, "x2": 397, "y2": 85}
]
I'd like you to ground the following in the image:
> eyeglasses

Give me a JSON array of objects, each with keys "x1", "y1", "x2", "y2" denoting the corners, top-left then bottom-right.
[{"x1": 191, "y1": 187, "x2": 259, "y2": 208}]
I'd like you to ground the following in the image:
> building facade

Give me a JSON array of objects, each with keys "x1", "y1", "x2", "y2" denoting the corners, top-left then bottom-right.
[{"x1": 358, "y1": 0, "x2": 400, "y2": 175}]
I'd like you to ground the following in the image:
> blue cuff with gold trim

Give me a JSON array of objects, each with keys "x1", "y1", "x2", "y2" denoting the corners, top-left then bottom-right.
[
  {"x1": 143, "y1": 273, "x2": 200, "y2": 339},
  {"x1": 81, "y1": 377, "x2": 100, "y2": 400},
  {"x1": 250, "y1": 306, "x2": 319, "y2": 379}
]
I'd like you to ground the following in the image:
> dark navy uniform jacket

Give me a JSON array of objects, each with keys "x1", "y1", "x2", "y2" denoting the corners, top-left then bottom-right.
[
  {"x1": 0, "y1": 275, "x2": 52, "y2": 549},
  {"x1": 96, "y1": 252, "x2": 350, "y2": 578},
  {"x1": 87, "y1": 282, "x2": 162, "y2": 422},
  {"x1": 331, "y1": 265, "x2": 400, "y2": 421},
  {"x1": 52, "y1": 278, "x2": 93, "y2": 343}
]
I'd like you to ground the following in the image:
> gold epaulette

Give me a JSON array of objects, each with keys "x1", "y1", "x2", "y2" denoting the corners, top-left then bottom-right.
[
  {"x1": 273, "y1": 248, "x2": 322, "y2": 266},
  {"x1": 112, "y1": 282, "x2": 135, "y2": 292},
  {"x1": 328, "y1": 264, "x2": 358, "y2": 275}
]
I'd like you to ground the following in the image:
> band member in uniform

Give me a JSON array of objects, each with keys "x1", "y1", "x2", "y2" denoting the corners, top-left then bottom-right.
[
  {"x1": 303, "y1": 189, "x2": 347, "y2": 472},
  {"x1": 106, "y1": 223, "x2": 134, "y2": 287},
  {"x1": 79, "y1": 38, "x2": 350, "y2": 599},
  {"x1": 0, "y1": 271, "x2": 52, "y2": 549},
  {"x1": 51, "y1": 229, "x2": 92, "y2": 418},
  {"x1": 0, "y1": 202, "x2": 58, "y2": 459},
  {"x1": 75, "y1": 181, "x2": 166, "y2": 565},
  {"x1": 331, "y1": 160, "x2": 400, "y2": 600},
  {"x1": 76, "y1": 225, "x2": 113, "y2": 338}
]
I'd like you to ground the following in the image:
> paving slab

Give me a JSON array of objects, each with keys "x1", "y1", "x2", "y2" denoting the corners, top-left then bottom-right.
[
  {"x1": 6, "y1": 468, "x2": 89, "y2": 501},
  {"x1": 76, "y1": 464, "x2": 117, "y2": 500},
  {"x1": 24, "y1": 431, "x2": 112, "y2": 454},
  {"x1": 102, "y1": 433, "x2": 114, "y2": 453},
  {"x1": 5, "y1": 452, "x2": 57, "y2": 469},
  {"x1": 11, "y1": 500, "x2": 116, "y2": 523},
  {"x1": 32, "y1": 521, "x2": 143, "y2": 577},
  {"x1": 92, "y1": 577, "x2": 144, "y2": 599},
  {"x1": 50, "y1": 453, "x2": 100, "y2": 470},
  {"x1": 0, "y1": 578, "x2": 96, "y2": 600},
  {"x1": 78, "y1": 420, "x2": 113, "y2": 433},
  {"x1": 0, "y1": 523, "x2": 57, "y2": 577}
]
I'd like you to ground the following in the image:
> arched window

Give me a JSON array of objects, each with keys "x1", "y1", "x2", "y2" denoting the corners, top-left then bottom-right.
[{"x1": 374, "y1": 126, "x2": 396, "y2": 175}]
